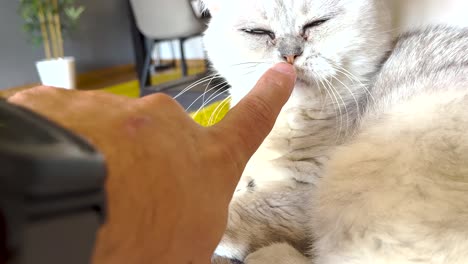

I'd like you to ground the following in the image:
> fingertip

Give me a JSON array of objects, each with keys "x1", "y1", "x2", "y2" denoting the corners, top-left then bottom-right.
[
  {"x1": 260, "y1": 63, "x2": 297, "y2": 97},
  {"x1": 270, "y1": 63, "x2": 297, "y2": 91},
  {"x1": 271, "y1": 62, "x2": 296, "y2": 76}
]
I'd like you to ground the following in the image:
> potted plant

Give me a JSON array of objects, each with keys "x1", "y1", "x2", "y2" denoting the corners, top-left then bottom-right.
[{"x1": 19, "y1": 0, "x2": 84, "y2": 89}]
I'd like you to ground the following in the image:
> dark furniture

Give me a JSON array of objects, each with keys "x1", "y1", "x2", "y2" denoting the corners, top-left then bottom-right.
[{"x1": 127, "y1": 0, "x2": 210, "y2": 94}]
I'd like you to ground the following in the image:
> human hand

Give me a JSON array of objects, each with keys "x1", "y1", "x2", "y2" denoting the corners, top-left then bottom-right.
[{"x1": 8, "y1": 63, "x2": 296, "y2": 264}]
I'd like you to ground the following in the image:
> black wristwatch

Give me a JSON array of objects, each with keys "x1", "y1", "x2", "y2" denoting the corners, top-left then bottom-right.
[{"x1": 0, "y1": 99, "x2": 107, "y2": 264}]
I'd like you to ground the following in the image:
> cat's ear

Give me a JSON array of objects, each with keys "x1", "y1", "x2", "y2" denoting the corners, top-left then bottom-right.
[{"x1": 201, "y1": 0, "x2": 222, "y2": 15}]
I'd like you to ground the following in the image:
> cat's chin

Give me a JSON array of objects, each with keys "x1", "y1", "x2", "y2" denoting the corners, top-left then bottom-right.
[
  {"x1": 295, "y1": 70, "x2": 321, "y2": 88},
  {"x1": 295, "y1": 77, "x2": 316, "y2": 88},
  {"x1": 296, "y1": 78, "x2": 308, "y2": 86}
]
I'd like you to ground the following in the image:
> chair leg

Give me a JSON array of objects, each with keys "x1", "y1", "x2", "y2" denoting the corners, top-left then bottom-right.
[
  {"x1": 170, "y1": 40, "x2": 177, "y2": 68},
  {"x1": 140, "y1": 40, "x2": 155, "y2": 89},
  {"x1": 179, "y1": 38, "x2": 188, "y2": 77}
]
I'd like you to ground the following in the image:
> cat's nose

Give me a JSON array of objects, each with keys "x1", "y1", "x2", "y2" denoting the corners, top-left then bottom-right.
[
  {"x1": 278, "y1": 36, "x2": 304, "y2": 64},
  {"x1": 279, "y1": 46, "x2": 304, "y2": 64},
  {"x1": 282, "y1": 53, "x2": 303, "y2": 64}
]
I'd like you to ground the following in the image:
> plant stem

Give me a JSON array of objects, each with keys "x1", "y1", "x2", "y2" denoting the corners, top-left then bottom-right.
[
  {"x1": 37, "y1": 1, "x2": 52, "y2": 60},
  {"x1": 46, "y1": 0, "x2": 59, "y2": 59},
  {"x1": 52, "y1": 0, "x2": 64, "y2": 57}
]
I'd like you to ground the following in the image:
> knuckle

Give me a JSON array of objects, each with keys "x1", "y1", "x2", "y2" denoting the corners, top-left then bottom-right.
[
  {"x1": 35, "y1": 85, "x2": 57, "y2": 92},
  {"x1": 32, "y1": 86, "x2": 63, "y2": 97},
  {"x1": 8, "y1": 90, "x2": 35, "y2": 103},
  {"x1": 148, "y1": 93, "x2": 174, "y2": 105},
  {"x1": 139, "y1": 93, "x2": 182, "y2": 111},
  {"x1": 8, "y1": 93, "x2": 27, "y2": 103}
]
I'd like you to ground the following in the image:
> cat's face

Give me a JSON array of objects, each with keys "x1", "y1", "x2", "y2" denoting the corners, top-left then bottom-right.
[{"x1": 203, "y1": 0, "x2": 393, "y2": 106}]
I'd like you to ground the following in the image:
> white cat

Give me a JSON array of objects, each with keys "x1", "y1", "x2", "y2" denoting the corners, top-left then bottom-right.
[{"x1": 203, "y1": 0, "x2": 468, "y2": 263}]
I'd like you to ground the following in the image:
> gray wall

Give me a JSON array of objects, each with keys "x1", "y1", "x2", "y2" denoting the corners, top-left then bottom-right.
[{"x1": 0, "y1": 0, "x2": 135, "y2": 89}]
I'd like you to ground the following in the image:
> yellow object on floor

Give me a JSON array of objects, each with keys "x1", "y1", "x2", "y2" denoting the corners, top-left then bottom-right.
[
  {"x1": 102, "y1": 80, "x2": 141, "y2": 98},
  {"x1": 190, "y1": 98, "x2": 231, "y2": 126}
]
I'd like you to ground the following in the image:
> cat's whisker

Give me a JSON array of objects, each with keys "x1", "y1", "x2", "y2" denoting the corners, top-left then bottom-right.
[
  {"x1": 317, "y1": 78, "x2": 337, "y2": 120},
  {"x1": 185, "y1": 80, "x2": 229, "y2": 112},
  {"x1": 229, "y1": 61, "x2": 275, "y2": 67},
  {"x1": 312, "y1": 77, "x2": 328, "y2": 114},
  {"x1": 241, "y1": 64, "x2": 264, "y2": 70},
  {"x1": 203, "y1": 81, "x2": 229, "y2": 104},
  {"x1": 192, "y1": 89, "x2": 224, "y2": 121},
  {"x1": 208, "y1": 97, "x2": 226, "y2": 126},
  {"x1": 199, "y1": 64, "x2": 274, "y2": 125},
  {"x1": 318, "y1": 78, "x2": 341, "y2": 142},
  {"x1": 325, "y1": 59, "x2": 377, "y2": 108},
  {"x1": 334, "y1": 64, "x2": 377, "y2": 108},
  {"x1": 228, "y1": 64, "x2": 272, "y2": 78},
  {"x1": 202, "y1": 74, "x2": 219, "y2": 112},
  {"x1": 241, "y1": 69, "x2": 261, "y2": 77},
  {"x1": 228, "y1": 62, "x2": 276, "y2": 75},
  {"x1": 227, "y1": 61, "x2": 278, "y2": 81},
  {"x1": 192, "y1": 65, "x2": 261, "y2": 121},
  {"x1": 213, "y1": 97, "x2": 232, "y2": 123},
  {"x1": 174, "y1": 73, "x2": 221, "y2": 99},
  {"x1": 208, "y1": 96, "x2": 232, "y2": 126},
  {"x1": 323, "y1": 77, "x2": 348, "y2": 141},
  {"x1": 193, "y1": 89, "x2": 231, "y2": 121},
  {"x1": 321, "y1": 57, "x2": 361, "y2": 85},
  {"x1": 229, "y1": 66, "x2": 266, "y2": 80},
  {"x1": 329, "y1": 70, "x2": 361, "y2": 117},
  {"x1": 330, "y1": 75, "x2": 361, "y2": 138},
  {"x1": 203, "y1": 84, "x2": 230, "y2": 106},
  {"x1": 192, "y1": 84, "x2": 231, "y2": 119}
]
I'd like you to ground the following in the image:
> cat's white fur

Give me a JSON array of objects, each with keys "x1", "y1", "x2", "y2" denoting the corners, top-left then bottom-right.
[
  {"x1": 204, "y1": 0, "x2": 392, "y2": 184},
  {"x1": 205, "y1": 0, "x2": 393, "y2": 259},
  {"x1": 395, "y1": 0, "x2": 468, "y2": 30},
  {"x1": 203, "y1": 0, "x2": 468, "y2": 263}
]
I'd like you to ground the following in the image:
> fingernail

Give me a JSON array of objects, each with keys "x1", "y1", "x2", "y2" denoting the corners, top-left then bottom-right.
[{"x1": 271, "y1": 63, "x2": 296, "y2": 76}]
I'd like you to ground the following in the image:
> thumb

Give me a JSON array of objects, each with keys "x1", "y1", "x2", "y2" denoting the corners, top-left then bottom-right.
[{"x1": 213, "y1": 63, "x2": 296, "y2": 164}]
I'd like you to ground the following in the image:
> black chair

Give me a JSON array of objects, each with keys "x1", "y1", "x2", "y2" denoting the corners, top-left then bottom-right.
[{"x1": 129, "y1": 0, "x2": 208, "y2": 89}]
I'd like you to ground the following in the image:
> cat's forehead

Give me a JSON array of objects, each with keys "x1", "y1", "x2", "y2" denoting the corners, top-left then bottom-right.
[{"x1": 220, "y1": 0, "x2": 343, "y2": 21}]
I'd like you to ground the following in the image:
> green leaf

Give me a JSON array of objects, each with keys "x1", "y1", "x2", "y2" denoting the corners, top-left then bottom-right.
[
  {"x1": 17, "y1": 0, "x2": 85, "y2": 47},
  {"x1": 64, "y1": 6, "x2": 85, "y2": 21}
]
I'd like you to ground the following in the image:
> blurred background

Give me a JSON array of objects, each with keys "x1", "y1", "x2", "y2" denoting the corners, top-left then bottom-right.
[{"x1": 0, "y1": 0, "x2": 224, "y2": 112}]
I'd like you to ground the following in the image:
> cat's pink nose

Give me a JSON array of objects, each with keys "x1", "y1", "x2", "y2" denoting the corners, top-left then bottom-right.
[{"x1": 282, "y1": 53, "x2": 302, "y2": 64}]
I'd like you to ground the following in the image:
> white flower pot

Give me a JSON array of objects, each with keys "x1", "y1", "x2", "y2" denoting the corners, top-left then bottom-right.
[{"x1": 36, "y1": 57, "x2": 77, "y2": 89}]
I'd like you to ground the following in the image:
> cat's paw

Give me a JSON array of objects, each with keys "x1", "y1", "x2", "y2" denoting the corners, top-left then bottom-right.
[{"x1": 244, "y1": 243, "x2": 309, "y2": 264}]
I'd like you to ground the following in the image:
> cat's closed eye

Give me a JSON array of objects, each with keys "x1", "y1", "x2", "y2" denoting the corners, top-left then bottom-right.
[
  {"x1": 302, "y1": 18, "x2": 330, "y2": 31},
  {"x1": 241, "y1": 28, "x2": 276, "y2": 40}
]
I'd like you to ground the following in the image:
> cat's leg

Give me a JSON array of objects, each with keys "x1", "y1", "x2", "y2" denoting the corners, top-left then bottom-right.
[
  {"x1": 244, "y1": 243, "x2": 310, "y2": 264},
  {"x1": 215, "y1": 177, "x2": 312, "y2": 260},
  {"x1": 310, "y1": 95, "x2": 468, "y2": 264},
  {"x1": 211, "y1": 255, "x2": 242, "y2": 264}
]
